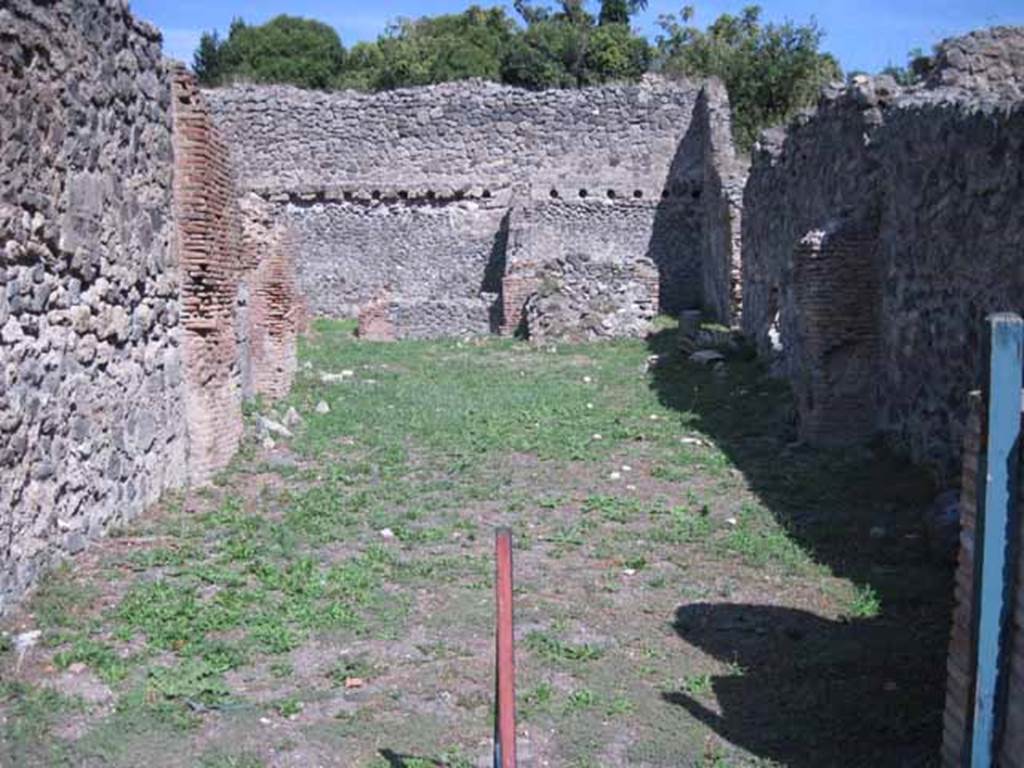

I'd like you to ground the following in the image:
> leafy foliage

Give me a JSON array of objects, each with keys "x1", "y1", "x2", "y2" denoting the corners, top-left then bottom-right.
[
  {"x1": 877, "y1": 46, "x2": 934, "y2": 86},
  {"x1": 194, "y1": 15, "x2": 345, "y2": 88},
  {"x1": 194, "y1": 3, "x2": 651, "y2": 91},
  {"x1": 654, "y1": 5, "x2": 842, "y2": 150},
  {"x1": 339, "y1": 7, "x2": 518, "y2": 90},
  {"x1": 191, "y1": 3, "x2": 848, "y2": 152}
]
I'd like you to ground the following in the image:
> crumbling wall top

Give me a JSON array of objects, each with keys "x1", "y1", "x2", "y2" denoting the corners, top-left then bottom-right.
[{"x1": 928, "y1": 26, "x2": 1024, "y2": 97}]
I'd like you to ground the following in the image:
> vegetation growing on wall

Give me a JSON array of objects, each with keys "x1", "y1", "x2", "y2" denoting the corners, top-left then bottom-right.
[{"x1": 192, "y1": 3, "x2": 841, "y2": 150}]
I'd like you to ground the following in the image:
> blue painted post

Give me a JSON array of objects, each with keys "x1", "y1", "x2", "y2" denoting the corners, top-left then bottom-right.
[{"x1": 970, "y1": 312, "x2": 1023, "y2": 767}]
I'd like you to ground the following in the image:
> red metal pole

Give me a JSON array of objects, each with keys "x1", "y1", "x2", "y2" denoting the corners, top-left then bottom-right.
[{"x1": 494, "y1": 527, "x2": 517, "y2": 768}]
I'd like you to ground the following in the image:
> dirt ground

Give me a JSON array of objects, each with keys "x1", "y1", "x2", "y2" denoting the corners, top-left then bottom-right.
[{"x1": 0, "y1": 320, "x2": 953, "y2": 767}]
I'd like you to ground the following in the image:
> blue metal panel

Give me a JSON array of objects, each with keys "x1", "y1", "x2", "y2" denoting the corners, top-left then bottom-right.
[{"x1": 971, "y1": 312, "x2": 1023, "y2": 768}]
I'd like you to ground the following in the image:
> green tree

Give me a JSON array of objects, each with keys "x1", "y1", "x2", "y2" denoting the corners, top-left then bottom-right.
[
  {"x1": 586, "y1": 22, "x2": 651, "y2": 81},
  {"x1": 655, "y1": 5, "x2": 841, "y2": 150},
  {"x1": 194, "y1": 15, "x2": 346, "y2": 89},
  {"x1": 598, "y1": 0, "x2": 648, "y2": 26},
  {"x1": 502, "y1": 0, "x2": 650, "y2": 88},
  {"x1": 193, "y1": 31, "x2": 223, "y2": 86},
  {"x1": 879, "y1": 46, "x2": 933, "y2": 86},
  {"x1": 336, "y1": 6, "x2": 517, "y2": 90}
]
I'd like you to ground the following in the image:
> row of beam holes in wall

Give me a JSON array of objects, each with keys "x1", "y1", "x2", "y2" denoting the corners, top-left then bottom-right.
[
  {"x1": 549, "y1": 187, "x2": 702, "y2": 200},
  {"x1": 342, "y1": 189, "x2": 494, "y2": 202},
  {"x1": 322, "y1": 187, "x2": 702, "y2": 203}
]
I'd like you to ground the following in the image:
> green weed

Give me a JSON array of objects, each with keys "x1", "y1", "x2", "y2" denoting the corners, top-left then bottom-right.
[{"x1": 524, "y1": 631, "x2": 604, "y2": 664}]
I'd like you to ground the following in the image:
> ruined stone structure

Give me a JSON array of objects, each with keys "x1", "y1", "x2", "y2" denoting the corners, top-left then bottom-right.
[
  {"x1": 0, "y1": 0, "x2": 188, "y2": 612},
  {"x1": 6, "y1": 5, "x2": 1024, "y2": 758},
  {"x1": 0, "y1": 0, "x2": 748, "y2": 610},
  {"x1": 0, "y1": 0, "x2": 303, "y2": 612},
  {"x1": 742, "y1": 28, "x2": 1024, "y2": 474},
  {"x1": 205, "y1": 77, "x2": 744, "y2": 340}
]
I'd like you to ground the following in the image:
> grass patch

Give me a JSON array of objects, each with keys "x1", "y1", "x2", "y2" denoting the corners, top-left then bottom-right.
[
  {"x1": 0, "y1": 319, "x2": 949, "y2": 766},
  {"x1": 524, "y1": 631, "x2": 604, "y2": 664}
]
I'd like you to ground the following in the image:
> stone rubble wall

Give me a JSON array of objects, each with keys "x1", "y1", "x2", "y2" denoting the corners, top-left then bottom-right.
[
  {"x1": 0, "y1": 0, "x2": 187, "y2": 612},
  {"x1": 204, "y1": 77, "x2": 706, "y2": 196},
  {"x1": 0, "y1": 1, "x2": 303, "y2": 612},
  {"x1": 206, "y1": 78, "x2": 742, "y2": 337},
  {"x1": 502, "y1": 199, "x2": 682, "y2": 338},
  {"x1": 520, "y1": 253, "x2": 660, "y2": 343},
  {"x1": 742, "y1": 27, "x2": 1024, "y2": 475},
  {"x1": 283, "y1": 194, "x2": 509, "y2": 319},
  {"x1": 698, "y1": 80, "x2": 747, "y2": 327},
  {"x1": 358, "y1": 296, "x2": 494, "y2": 341},
  {"x1": 928, "y1": 26, "x2": 1024, "y2": 97}
]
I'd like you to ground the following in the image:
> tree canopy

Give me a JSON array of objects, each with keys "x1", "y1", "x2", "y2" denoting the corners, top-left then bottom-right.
[
  {"x1": 192, "y1": 4, "x2": 845, "y2": 152},
  {"x1": 655, "y1": 5, "x2": 841, "y2": 150},
  {"x1": 194, "y1": 3, "x2": 652, "y2": 92},
  {"x1": 194, "y1": 16, "x2": 344, "y2": 89}
]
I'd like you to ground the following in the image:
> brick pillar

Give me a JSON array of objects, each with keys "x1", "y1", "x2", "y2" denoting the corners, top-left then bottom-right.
[
  {"x1": 171, "y1": 66, "x2": 245, "y2": 483},
  {"x1": 792, "y1": 221, "x2": 881, "y2": 445},
  {"x1": 941, "y1": 392, "x2": 983, "y2": 766}
]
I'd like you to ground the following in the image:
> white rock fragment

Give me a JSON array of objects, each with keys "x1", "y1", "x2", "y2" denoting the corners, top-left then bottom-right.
[
  {"x1": 592, "y1": 433, "x2": 603, "y2": 441},
  {"x1": 379, "y1": 528, "x2": 395, "y2": 540},
  {"x1": 681, "y1": 436, "x2": 708, "y2": 446},
  {"x1": 320, "y1": 369, "x2": 356, "y2": 383},
  {"x1": 609, "y1": 471, "x2": 622, "y2": 480},
  {"x1": 315, "y1": 400, "x2": 330, "y2": 414},
  {"x1": 283, "y1": 407, "x2": 302, "y2": 428},
  {"x1": 14, "y1": 630, "x2": 41, "y2": 670},
  {"x1": 690, "y1": 350, "x2": 725, "y2": 364},
  {"x1": 258, "y1": 415, "x2": 293, "y2": 438}
]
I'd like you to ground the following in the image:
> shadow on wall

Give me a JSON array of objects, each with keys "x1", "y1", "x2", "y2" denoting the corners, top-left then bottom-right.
[
  {"x1": 645, "y1": 328, "x2": 953, "y2": 766},
  {"x1": 482, "y1": 209, "x2": 511, "y2": 333},
  {"x1": 645, "y1": 115, "x2": 705, "y2": 316}
]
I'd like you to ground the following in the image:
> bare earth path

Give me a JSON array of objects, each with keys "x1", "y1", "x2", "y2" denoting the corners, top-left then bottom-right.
[{"x1": 1, "y1": 320, "x2": 951, "y2": 767}]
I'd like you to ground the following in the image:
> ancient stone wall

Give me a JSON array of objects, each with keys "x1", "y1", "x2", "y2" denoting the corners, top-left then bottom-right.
[
  {"x1": 697, "y1": 80, "x2": 747, "y2": 326},
  {"x1": 789, "y1": 220, "x2": 880, "y2": 445},
  {"x1": 502, "y1": 200, "x2": 673, "y2": 338},
  {"x1": 205, "y1": 78, "x2": 706, "y2": 197},
  {"x1": 206, "y1": 78, "x2": 741, "y2": 337},
  {"x1": 928, "y1": 26, "x2": 1024, "y2": 97},
  {"x1": 742, "y1": 28, "x2": 1024, "y2": 474},
  {"x1": 0, "y1": 1, "x2": 304, "y2": 611},
  {"x1": 285, "y1": 192, "x2": 509, "y2": 319},
  {"x1": 0, "y1": 0, "x2": 187, "y2": 611}
]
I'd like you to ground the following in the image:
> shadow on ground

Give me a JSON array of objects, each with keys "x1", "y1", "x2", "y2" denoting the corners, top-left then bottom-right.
[{"x1": 646, "y1": 328, "x2": 954, "y2": 767}]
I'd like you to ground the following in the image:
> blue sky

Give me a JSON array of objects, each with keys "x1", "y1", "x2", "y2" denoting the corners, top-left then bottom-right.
[{"x1": 134, "y1": 0, "x2": 1024, "y2": 76}]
